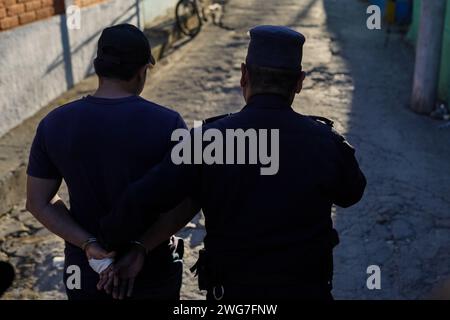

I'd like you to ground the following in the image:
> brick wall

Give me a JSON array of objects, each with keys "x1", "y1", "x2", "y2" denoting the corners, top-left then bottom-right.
[
  {"x1": 74, "y1": 0, "x2": 105, "y2": 8},
  {"x1": 0, "y1": 0, "x2": 105, "y2": 31}
]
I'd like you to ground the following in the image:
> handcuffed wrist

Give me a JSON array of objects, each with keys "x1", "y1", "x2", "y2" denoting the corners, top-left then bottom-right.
[
  {"x1": 81, "y1": 237, "x2": 98, "y2": 251},
  {"x1": 130, "y1": 240, "x2": 148, "y2": 254}
]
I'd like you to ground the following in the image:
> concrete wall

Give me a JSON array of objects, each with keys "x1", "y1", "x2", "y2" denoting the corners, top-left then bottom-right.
[
  {"x1": 142, "y1": 0, "x2": 178, "y2": 27},
  {"x1": 0, "y1": 0, "x2": 140, "y2": 138}
]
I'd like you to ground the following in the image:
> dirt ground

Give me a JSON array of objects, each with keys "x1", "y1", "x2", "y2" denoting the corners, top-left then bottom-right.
[{"x1": 2, "y1": 0, "x2": 450, "y2": 300}]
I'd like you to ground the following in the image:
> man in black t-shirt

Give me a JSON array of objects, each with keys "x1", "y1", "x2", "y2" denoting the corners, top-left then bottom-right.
[{"x1": 26, "y1": 24, "x2": 188, "y2": 300}]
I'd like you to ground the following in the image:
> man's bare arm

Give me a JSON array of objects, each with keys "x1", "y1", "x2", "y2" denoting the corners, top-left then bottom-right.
[{"x1": 26, "y1": 176, "x2": 113, "y2": 259}]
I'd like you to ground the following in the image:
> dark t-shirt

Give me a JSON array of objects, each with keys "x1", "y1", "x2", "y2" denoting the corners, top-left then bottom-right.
[{"x1": 27, "y1": 95, "x2": 186, "y2": 256}]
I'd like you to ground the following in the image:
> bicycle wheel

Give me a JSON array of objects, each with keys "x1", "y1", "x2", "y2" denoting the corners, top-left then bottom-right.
[{"x1": 175, "y1": 0, "x2": 202, "y2": 38}]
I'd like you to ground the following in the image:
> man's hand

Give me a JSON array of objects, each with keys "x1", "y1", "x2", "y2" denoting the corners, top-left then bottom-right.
[
  {"x1": 97, "y1": 246, "x2": 146, "y2": 299},
  {"x1": 85, "y1": 242, "x2": 115, "y2": 260}
]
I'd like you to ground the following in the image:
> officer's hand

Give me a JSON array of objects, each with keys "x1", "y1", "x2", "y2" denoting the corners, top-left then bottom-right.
[
  {"x1": 97, "y1": 264, "x2": 114, "y2": 292},
  {"x1": 111, "y1": 246, "x2": 146, "y2": 299}
]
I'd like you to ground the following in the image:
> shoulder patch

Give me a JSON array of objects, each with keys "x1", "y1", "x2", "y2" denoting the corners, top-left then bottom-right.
[
  {"x1": 332, "y1": 131, "x2": 356, "y2": 155},
  {"x1": 309, "y1": 115, "x2": 334, "y2": 127},
  {"x1": 203, "y1": 113, "x2": 233, "y2": 125}
]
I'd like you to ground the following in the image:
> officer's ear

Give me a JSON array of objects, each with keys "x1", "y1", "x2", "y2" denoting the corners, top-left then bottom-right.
[
  {"x1": 295, "y1": 70, "x2": 306, "y2": 94},
  {"x1": 240, "y1": 63, "x2": 249, "y2": 88}
]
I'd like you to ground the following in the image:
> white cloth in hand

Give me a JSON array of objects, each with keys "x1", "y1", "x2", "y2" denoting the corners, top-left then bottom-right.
[{"x1": 88, "y1": 258, "x2": 114, "y2": 274}]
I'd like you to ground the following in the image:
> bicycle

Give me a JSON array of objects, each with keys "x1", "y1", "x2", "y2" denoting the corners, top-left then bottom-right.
[{"x1": 175, "y1": 0, "x2": 225, "y2": 38}]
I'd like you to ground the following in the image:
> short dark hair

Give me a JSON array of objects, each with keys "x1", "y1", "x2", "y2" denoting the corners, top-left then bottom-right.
[
  {"x1": 94, "y1": 58, "x2": 144, "y2": 81},
  {"x1": 247, "y1": 64, "x2": 301, "y2": 98}
]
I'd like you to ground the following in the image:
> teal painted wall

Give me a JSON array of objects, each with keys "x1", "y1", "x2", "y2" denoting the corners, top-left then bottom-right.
[
  {"x1": 408, "y1": 0, "x2": 450, "y2": 102},
  {"x1": 439, "y1": 3, "x2": 450, "y2": 102},
  {"x1": 406, "y1": 0, "x2": 420, "y2": 42}
]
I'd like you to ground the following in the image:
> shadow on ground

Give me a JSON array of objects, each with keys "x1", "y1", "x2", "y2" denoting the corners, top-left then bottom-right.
[{"x1": 320, "y1": 0, "x2": 450, "y2": 299}]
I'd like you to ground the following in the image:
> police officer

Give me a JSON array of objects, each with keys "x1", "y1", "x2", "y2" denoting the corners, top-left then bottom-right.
[{"x1": 100, "y1": 25, "x2": 366, "y2": 300}]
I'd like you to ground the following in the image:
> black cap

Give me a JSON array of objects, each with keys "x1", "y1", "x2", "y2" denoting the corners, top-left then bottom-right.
[
  {"x1": 246, "y1": 25, "x2": 305, "y2": 70},
  {"x1": 96, "y1": 24, "x2": 156, "y2": 66}
]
